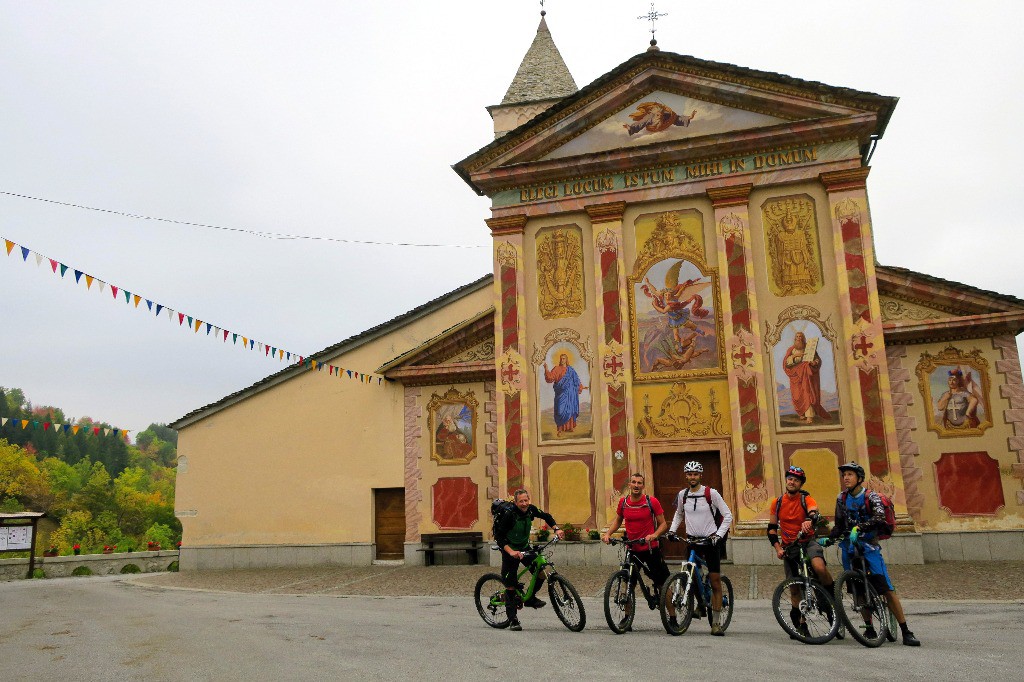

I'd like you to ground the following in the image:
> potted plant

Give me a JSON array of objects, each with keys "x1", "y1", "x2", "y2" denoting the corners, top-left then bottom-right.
[
  {"x1": 147, "y1": 541, "x2": 161, "y2": 551},
  {"x1": 102, "y1": 544, "x2": 117, "y2": 555},
  {"x1": 536, "y1": 525, "x2": 550, "y2": 542},
  {"x1": 587, "y1": 528, "x2": 601, "y2": 542},
  {"x1": 44, "y1": 546, "x2": 59, "y2": 557},
  {"x1": 73, "y1": 543, "x2": 81, "y2": 556},
  {"x1": 562, "y1": 523, "x2": 581, "y2": 542}
]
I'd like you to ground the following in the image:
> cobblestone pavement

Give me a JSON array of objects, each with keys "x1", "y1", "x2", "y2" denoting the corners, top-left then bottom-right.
[{"x1": 141, "y1": 561, "x2": 1024, "y2": 601}]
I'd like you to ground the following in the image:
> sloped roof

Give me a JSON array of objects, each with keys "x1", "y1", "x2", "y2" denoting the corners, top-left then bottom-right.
[
  {"x1": 500, "y1": 15, "x2": 578, "y2": 106},
  {"x1": 169, "y1": 274, "x2": 493, "y2": 430}
]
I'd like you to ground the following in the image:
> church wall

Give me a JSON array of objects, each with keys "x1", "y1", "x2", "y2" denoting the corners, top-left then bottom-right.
[
  {"x1": 887, "y1": 337, "x2": 1024, "y2": 540},
  {"x1": 175, "y1": 285, "x2": 493, "y2": 569}
]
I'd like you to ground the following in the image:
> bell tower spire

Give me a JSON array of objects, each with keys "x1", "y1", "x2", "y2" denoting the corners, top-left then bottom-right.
[{"x1": 487, "y1": 3, "x2": 578, "y2": 138}]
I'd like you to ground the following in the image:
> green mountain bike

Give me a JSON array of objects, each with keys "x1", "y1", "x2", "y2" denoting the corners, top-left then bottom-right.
[{"x1": 474, "y1": 536, "x2": 586, "y2": 632}]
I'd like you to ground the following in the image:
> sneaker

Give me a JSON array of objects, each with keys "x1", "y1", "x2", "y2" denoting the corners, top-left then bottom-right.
[
  {"x1": 669, "y1": 616, "x2": 679, "y2": 630},
  {"x1": 902, "y1": 630, "x2": 921, "y2": 647},
  {"x1": 508, "y1": 620, "x2": 522, "y2": 631},
  {"x1": 710, "y1": 624, "x2": 724, "y2": 636},
  {"x1": 523, "y1": 597, "x2": 546, "y2": 609},
  {"x1": 863, "y1": 626, "x2": 878, "y2": 640}
]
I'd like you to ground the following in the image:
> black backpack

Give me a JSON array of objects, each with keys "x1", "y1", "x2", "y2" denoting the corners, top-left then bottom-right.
[{"x1": 490, "y1": 498, "x2": 516, "y2": 540}]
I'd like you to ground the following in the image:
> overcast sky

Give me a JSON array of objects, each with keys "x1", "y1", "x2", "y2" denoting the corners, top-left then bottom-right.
[{"x1": 2, "y1": 1, "x2": 1022, "y2": 437}]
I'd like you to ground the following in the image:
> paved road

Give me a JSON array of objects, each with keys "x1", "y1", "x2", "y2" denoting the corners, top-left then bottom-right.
[{"x1": 1, "y1": 575, "x2": 1021, "y2": 681}]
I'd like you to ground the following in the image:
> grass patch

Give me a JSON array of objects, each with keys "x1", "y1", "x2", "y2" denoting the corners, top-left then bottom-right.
[
  {"x1": 71, "y1": 565, "x2": 93, "y2": 576},
  {"x1": 168, "y1": 560, "x2": 179, "y2": 572},
  {"x1": 120, "y1": 563, "x2": 142, "y2": 574},
  {"x1": 31, "y1": 568, "x2": 46, "y2": 579}
]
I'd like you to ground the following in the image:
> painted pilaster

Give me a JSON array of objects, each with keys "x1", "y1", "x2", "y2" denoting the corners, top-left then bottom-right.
[
  {"x1": 820, "y1": 168, "x2": 911, "y2": 523},
  {"x1": 585, "y1": 201, "x2": 636, "y2": 519},
  {"x1": 708, "y1": 184, "x2": 774, "y2": 526},
  {"x1": 487, "y1": 215, "x2": 531, "y2": 498}
]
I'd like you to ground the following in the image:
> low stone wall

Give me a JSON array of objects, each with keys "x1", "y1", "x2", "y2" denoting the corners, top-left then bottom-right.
[
  {"x1": 0, "y1": 550, "x2": 179, "y2": 581},
  {"x1": 180, "y1": 543, "x2": 374, "y2": 571},
  {"x1": 921, "y1": 529, "x2": 1024, "y2": 562}
]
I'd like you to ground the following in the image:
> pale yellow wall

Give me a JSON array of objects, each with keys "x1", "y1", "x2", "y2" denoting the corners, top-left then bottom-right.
[
  {"x1": 900, "y1": 338, "x2": 1023, "y2": 530},
  {"x1": 175, "y1": 285, "x2": 493, "y2": 546},
  {"x1": 414, "y1": 381, "x2": 491, "y2": 537}
]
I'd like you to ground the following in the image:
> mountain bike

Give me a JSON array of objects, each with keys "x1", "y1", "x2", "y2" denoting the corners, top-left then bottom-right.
[
  {"x1": 474, "y1": 536, "x2": 587, "y2": 632},
  {"x1": 828, "y1": 532, "x2": 890, "y2": 647},
  {"x1": 658, "y1": 533, "x2": 734, "y2": 635},
  {"x1": 603, "y1": 537, "x2": 663, "y2": 634},
  {"x1": 770, "y1": 532, "x2": 841, "y2": 644}
]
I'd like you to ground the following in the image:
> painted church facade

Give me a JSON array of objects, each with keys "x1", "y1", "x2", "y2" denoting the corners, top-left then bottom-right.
[{"x1": 171, "y1": 20, "x2": 1024, "y2": 569}]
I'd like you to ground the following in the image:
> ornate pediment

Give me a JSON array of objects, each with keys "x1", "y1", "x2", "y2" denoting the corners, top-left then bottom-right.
[
  {"x1": 878, "y1": 295, "x2": 955, "y2": 323},
  {"x1": 378, "y1": 309, "x2": 497, "y2": 386},
  {"x1": 454, "y1": 51, "x2": 895, "y2": 197}
]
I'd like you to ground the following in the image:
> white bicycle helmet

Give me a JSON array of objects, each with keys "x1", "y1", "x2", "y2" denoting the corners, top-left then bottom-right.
[{"x1": 683, "y1": 460, "x2": 704, "y2": 473}]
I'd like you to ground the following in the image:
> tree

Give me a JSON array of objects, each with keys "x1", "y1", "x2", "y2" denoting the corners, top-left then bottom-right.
[{"x1": 0, "y1": 439, "x2": 50, "y2": 511}]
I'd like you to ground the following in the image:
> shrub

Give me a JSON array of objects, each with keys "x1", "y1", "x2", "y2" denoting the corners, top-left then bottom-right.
[
  {"x1": 120, "y1": 563, "x2": 141, "y2": 574},
  {"x1": 144, "y1": 523, "x2": 174, "y2": 548},
  {"x1": 168, "y1": 560, "x2": 179, "y2": 572},
  {"x1": 71, "y1": 565, "x2": 93, "y2": 576},
  {"x1": 31, "y1": 568, "x2": 45, "y2": 579}
]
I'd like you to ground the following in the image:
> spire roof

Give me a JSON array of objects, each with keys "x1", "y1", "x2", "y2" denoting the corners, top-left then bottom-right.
[{"x1": 500, "y1": 15, "x2": 578, "y2": 105}]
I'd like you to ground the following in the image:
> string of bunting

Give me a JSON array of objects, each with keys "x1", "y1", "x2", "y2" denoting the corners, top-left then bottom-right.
[
  {"x1": 2, "y1": 236, "x2": 387, "y2": 386},
  {"x1": 0, "y1": 417, "x2": 130, "y2": 441}
]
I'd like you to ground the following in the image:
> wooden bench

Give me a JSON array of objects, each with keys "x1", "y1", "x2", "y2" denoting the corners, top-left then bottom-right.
[{"x1": 416, "y1": 532, "x2": 484, "y2": 566}]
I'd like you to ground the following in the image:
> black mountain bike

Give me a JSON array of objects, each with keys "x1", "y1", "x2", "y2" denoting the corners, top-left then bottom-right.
[
  {"x1": 771, "y1": 533, "x2": 841, "y2": 644},
  {"x1": 474, "y1": 536, "x2": 587, "y2": 632},
  {"x1": 831, "y1": 533, "x2": 891, "y2": 647},
  {"x1": 659, "y1": 533, "x2": 734, "y2": 636},
  {"x1": 603, "y1": 537, "x2": 662, "y2": 633}
]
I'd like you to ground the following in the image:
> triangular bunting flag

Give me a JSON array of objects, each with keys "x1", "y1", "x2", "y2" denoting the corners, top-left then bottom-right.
[
  {"x1": 92, "y1": 427, "x2": 100, "y2": 435},
  {"x1": 97, "y1": 281, "x2": 106, "y2": 294},
  {"x1": 20, "y1": 246, "x2": 30, "y2": 261},
  {"x1": 59, "y1": 264, "x2": 68, "y2": 277},
  {"x1": 186, "y1": 315, "x2": 193, "y2": 327},
  {"x1": 286, "y1": 352, "x2": 291, "y2": 361},
  {"x1": 43, "y1": 422, "x2": 51, "y2": 431},
  {"x1": 113, "y1": 428, "x2": 119, "y2": 437},
  {"x1": 111, "y1": 285, "x2": 119, "y2": 298},
  {"x1": 21, "y1": 420, "x2": 29, "y2": 429},
  {"x1": 179, "y1": 313, "x2": 186, "y2": 326},
  {"x1": 249, "y1": 340, "x2": 255, "y2": 350},
  {"x1": 34, "y1": 252, "x2": 43, "y2": 267},
  {"x1": 242, "y1": 336, "x2": 248, "y2": 347},
  {"x1": 311, "y1": 360, "x2": 317, "y2": 370},
  {"x1": 0, "y1": 417, "x2": 6, "y2": 426},
  {"x1": 155, "y1": 303, "x2": 163, "y2": 316},
  {"x1": 167, "y1": 308, "x2": 174, "y2": 322},
  {"x1": 223, "y1": 330, "x2": 229, "y2": 342},
  {"x1": 72, "y1": 425, "x2": 80, "y2": 435},
  {"x1": 103, "y1": 428, "x2": 111, "y2": 436},
  {"x1": 124, "y1": 290, "x2": 131, "y2": 304},
  {"x1": 75, "y1": 270, "x2": 83, "y2": 283},
  {"x1": 62, "y1": 424, "x2": 71, "y2": 433},
  {"x1": 32, "y1": 421, "x2": 39, "y2": 429},
  {"x1": 233, "y1": 334, "x2": 238, "y2": 344},
  {"x1": 49, "y1": 258, "x2": 58, "y2": 272},
  {"x1": 194, "y1": 319, "x2": 202, "y2": 333},
  {"x1": 206, "y1": 323, "x2": 212, "y2": 335},
  {"x1": 265, "y1": 345, "x2": 270, "y2": 357},
  {"x1": 134, "y1": 295, "x2": 141, "y2": 307},
  {"x1": 4, "y1": 240, "x2": 13, "y2": 255},
  {"x1": 378, "y1": 377, "x2": 383, "y2": 385},
  {"x1": 258, "y1": 342, "x2": 264, "y2": 352},
  {"x1": 85, "y1": 275, "x2": 94, "y2": 289},
  {"x1": 346, "y1": 370, "x2": 352, "y2": 378}
]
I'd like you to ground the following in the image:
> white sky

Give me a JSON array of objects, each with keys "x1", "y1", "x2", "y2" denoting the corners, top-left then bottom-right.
[{"x1": 1, "y1": 1, "x2": 1022, "y2": 436}]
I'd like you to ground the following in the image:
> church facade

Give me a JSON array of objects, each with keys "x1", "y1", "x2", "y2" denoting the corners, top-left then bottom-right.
[{"x1": 171, "y1": 20, "x2": 1024, "y2": 569}]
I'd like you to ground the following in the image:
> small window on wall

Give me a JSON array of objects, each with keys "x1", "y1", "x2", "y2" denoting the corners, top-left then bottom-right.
[{"x1": 936, "y1": 452, "x2": 1004, "y2": 516}]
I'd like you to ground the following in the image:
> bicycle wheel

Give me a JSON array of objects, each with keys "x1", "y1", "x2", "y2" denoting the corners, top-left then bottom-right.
[
  {"x1": 718, "y1": 575, "x2": 735, "y2": 633},
  {"x1": 548, "y1": 574, "x2": 587, "y2": 632},
  {"x1": 772, "y1": 578, "x2": 839, "y2": 644},
  {"x1": 884, "y1": 606, "x2": 897, "y2": 643},
  {"x1": 660, "y1": 571, "x2": 694, "y2": 635},
  {"x1": 603, "y1": 570, "x2": 635, "y2": 634},
  {"x1": 474, "y1": 573, "x2": 511, "y2": 629},
  {"x1": 834, "y1": 571, "x2": 886, "y2": 647}
]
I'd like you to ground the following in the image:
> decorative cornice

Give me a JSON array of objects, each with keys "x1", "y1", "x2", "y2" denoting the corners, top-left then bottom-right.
[
  {"x1": 485, "y1": 215, "x2": 527, "y2": 235},
  {"x1": 585, "y1": 201, "x2": 627, "y2": 224},
  {"x1": 707, "y1": 184, "x2": 753, "y2": 208},
  {"x1": 820, "y1": 167, "x2": 870, "y2": 192},
  {"x1": 883, "y1": 310, "x2": 1024, "y2": 345},
  {"x1": 385, "y1": 361, "x2": 495, "y2": 387}
]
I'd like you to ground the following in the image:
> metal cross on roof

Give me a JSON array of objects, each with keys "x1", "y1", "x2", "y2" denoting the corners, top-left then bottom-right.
[{"x1": 638, "y1": 2, "x2": 668, "y2": 41}]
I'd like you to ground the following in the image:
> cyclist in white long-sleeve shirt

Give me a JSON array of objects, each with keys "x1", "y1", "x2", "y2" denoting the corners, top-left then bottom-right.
[{"x1": 668, "y1": 460, "x2": 733, "y2": 635}]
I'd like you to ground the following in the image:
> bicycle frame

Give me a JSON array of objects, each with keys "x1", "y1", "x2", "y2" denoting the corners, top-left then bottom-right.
[
  {"x1": 669, "y1": 541, "x2": 714, "y2": 613},
  {"x1": 612, "y1": 539, "x2": 659, "y2": 606},
  {"x1": 509, "y1": 536, "x2": 560, "y2": 602}
]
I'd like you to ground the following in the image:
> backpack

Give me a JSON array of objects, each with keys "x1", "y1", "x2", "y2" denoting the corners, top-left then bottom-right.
[
  {"x1": 681, "y1": 486, "x2": 730, "y2": 542},
  {"x1": 490, "y1": 498, "x2": 516, "y2": 540},
  {"x1": 841, "y1": 489, "x2": 896, "y2": 540}
]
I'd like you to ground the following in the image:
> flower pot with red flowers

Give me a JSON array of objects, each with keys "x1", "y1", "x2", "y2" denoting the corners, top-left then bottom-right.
[
  {"x1": 102, "y1": 544, "x2": 117, "y2": 555},
  {"x1": 73, "y1": 544, "x2": 81, "y2": 555},
  {"x1": 147, "y1": 541, "x2": 161, "y2": 551},
  {"x1": 562, "y1": 523, "x2": 581, "y2": 542}
]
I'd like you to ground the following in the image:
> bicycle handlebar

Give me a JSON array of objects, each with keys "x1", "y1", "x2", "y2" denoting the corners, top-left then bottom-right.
[
  {"x1": 664, "y1": 532, "x2": 716, "y2": 545},
  {"x1": 609, "y1": 537, "x2": 652, "y2": 546}
]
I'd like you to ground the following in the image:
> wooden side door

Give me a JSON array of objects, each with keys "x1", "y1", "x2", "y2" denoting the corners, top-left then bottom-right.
[
  {"x1": 652, "y1": 451, "x2": 723, "y2": 560},
  {"x1": 374, "y1": 488, "x2": 406, "y2": 560}
]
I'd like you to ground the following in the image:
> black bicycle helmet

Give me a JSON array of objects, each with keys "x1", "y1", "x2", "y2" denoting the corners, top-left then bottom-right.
[{"x1": 838, "y1": 461, "x2": 865, "y2": 482}]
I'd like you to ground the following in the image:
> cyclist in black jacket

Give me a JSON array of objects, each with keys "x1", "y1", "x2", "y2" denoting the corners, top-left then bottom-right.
[{"x1": 493, "y1": 489, "x2": 564, "y2": 631}]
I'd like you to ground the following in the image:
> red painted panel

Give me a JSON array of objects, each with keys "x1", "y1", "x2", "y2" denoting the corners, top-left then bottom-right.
[
  {"x1": 432, "y1": 477, "x2": 479, "y2": 529},
  {"x1": 935, "y1": 452, "x2": 1005, "y2": 516}
]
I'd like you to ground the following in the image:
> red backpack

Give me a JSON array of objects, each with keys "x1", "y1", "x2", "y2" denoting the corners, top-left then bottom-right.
[{"x1": 841, "y1": 489, "x2": 896, "y2": 540}]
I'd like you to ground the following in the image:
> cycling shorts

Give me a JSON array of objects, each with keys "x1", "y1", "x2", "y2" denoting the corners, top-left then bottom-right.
[
  {"x1": 840, "y1": 542, "x2": 894, "y2": 592},
  {"x1": 783, "y1": 540, "x2": 825, "y2": 579},
  {"x1": 632, "y1": 547, "x2": 670, "y2": 588},
  {"x1": 692, "y1": 542, "x2": 721, "y2": 574}
]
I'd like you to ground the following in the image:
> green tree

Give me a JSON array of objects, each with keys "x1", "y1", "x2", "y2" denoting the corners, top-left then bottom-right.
[
  {"x1": 74, "y1": 462, "x2": 113, "y2": 516},
  {"x1": 0, "y1": 439, "x2": 51, "y2": 511}
]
